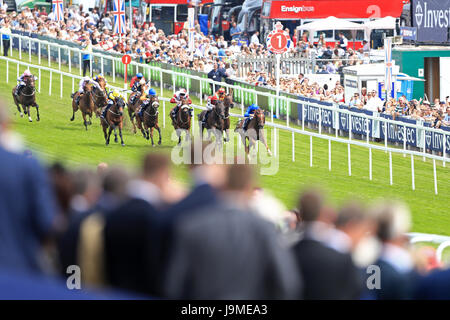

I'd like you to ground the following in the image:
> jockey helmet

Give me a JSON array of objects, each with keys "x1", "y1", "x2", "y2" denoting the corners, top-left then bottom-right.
[
  {"x1": 148, "y1": 88, "x2": 156, "y2": 96},
  {"x1": 23, "y1": 70, "x2": 32, "y2": 77},
  {"x1": 112, "y1": 91, "x2": 121, "y2": 98},
  {"x1": 83, "y1": 76, "x2": 90, "y2": 81},
  {"x1": 218, "y1": 88, "x2": 225, "y2": 94},
  {"x1": 179, "y1": 88, "x2": 187, "y2": 97},
  {"x1": 210, "y1": 95, "x2": 218, "y2": 105},
  {"x1": 136, "y1": 73, "x2": 143, "y2": 79}
]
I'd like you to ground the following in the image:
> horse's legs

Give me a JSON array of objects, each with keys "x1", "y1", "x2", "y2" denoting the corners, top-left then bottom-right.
[
  {"x1": 259, "y1": 129, "x2": 272, "y2": 156},
  {"x1": 156, "y1": 124, "x2": 162, "y2": 145},
  {"x1": 150, "y1": 127, "x2": 155, "y2": 147},
  {"x1": 176, "y1": 129, "x2": 182, "y2": 145},
  {"x1": 82, "y1": 112, "x2": 88, "y2": 130},
  {"x1": 88, "y1": 113, "x2": 93, "y2": 126},
  {"x1": 13, "y1": 97, "x2": 23, "y2": 117},
  {"x1": 106, "y1": 126, "x2": 113, "y2": 145},
  {"x1": 224, "y1": 129, "x2": 230, "y2": 142},
  {"x1": 34, "y1": 103, "x2": 40, "y2": 122},
  {"x1": 26, "y1": 106, "x2": 32, "y2": 122},
  {"x1": 129, "y1": 109, "x2": 137, "y2": 134},
  {"x1": 112, "y1": 125, "x2": 118, "y2": 143},
  {"x1": 119, "y1": 122, "x2": 125, "y2": 146},
  {"x1": 102, "y1": 124, "x2": 108, "y2": 144}
]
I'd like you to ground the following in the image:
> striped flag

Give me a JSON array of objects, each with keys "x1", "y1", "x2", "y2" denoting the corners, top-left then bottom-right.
[
  {"x1": 384, "y1": 38, "x2": 393, "y2": 100},
  {"x1": 52, "y1": 0, "x2": 64, "y2": 22},
  {"x1": 112, "y1": 0, "x2": 126, "y2": 35}
]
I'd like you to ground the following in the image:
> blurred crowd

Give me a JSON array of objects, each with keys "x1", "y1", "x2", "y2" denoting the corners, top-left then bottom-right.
[{"x1": 0, "y1": 97, "x2": 449, "y2": 300}]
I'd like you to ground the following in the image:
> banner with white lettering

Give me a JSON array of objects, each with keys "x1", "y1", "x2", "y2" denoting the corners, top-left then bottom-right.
[{"x1": 412, "y1": 0, "x2": 450, "y2": 43}]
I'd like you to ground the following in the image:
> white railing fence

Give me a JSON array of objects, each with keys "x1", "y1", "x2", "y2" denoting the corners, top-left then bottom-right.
[{"x1": 1, "y1": 55, "x2": 448, "y2": 196}]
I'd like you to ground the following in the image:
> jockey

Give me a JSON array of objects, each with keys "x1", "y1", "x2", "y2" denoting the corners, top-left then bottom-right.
[
  {"x1": 170, "y1": 88, "x2": 192, "y2": 121},
  {"x1": 72, "y1": 76, "x2": 101, "y2": 106},
  {"x1": 129, "y1": 79, "x2": 147, "y2": 105},
  {"x1": 15, "y1": 69, "x2": 38, "y2": 96},
  {"x1": 202, "y1": 95, "x2": 218, "y2": 127},
  {"x1": 130, "y1": 73, "x2": 145, "y2": 90},
  {"x1": 243, "y1": 103, "x2": 260, "y2": 131},
  {"x1": 102, "y1": 90, "x2": 123, "y2": 119},
  {"x1": 94, "y1": 74, "x2": 107, "y2": 84},
  {"x1": 138, "y1": 88, "x2": 157, "y2": 119},
  {"x1": 215, "y1": 87, "x2": 226, "y2": 101}
]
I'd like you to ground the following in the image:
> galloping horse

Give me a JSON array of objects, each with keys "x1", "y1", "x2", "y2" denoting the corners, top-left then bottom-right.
[
  {"x1": 136, "y1": 95, "x2": 162, "y2": 146},
  {"x1": 101, "y1": 97, "x2": 125, "y2": 146},
  {"x1": 91, "y1": 78, "x2": 108, "y2": 117},
  {"x1": 172, "y1": 98, "x2": 191, "y2": 145},
  {"x1": 70, "y1": 82, "x2": 95, "y2": 131},
  {"x1": 198, "y1": 101, "x2": 225, "y2": 144},
  {"x1": 127, "y1": 90, "x2": 145, "y2": 134},
  {"x1": 235, "y1": 108, "x2": 272, "y2": 157},
  {"x1": 12, "y1": 76, "x2": 40, "y2": 122},
  {"x1": 222, "y1": 92, "x2": 235, "y2": 142}
]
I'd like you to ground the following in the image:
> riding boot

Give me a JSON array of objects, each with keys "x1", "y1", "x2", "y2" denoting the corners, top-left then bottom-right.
[
  {"x1": 75, "y1": 94, "x2": 82, "y2": 106},
  {"x1": 138, "y1": 105, "x2": 146, "y2": 119},
  {"x1": 15, "y1": 85, "x2": 22, "y2": 96},
  {"x1": 102, "y1": 106, "x2": 110, "y2": 119},
  {"x1": 243, "y1": 118, "x2": 250, "y2": 131}
]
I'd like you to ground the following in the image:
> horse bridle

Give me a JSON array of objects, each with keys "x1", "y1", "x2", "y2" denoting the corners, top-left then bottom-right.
[
  {"x1": 178, "y1": 105, "x2": 190, "y2": 125},
  {"x1": 214, "y1": 104, "x2": 225, "y2": 120},
  {"x1": 92, "y1": 86, "x2": 106, "y2": 99},
  {"x1": 108, "y1": 99, "x2": 124, "y2": 117},
  {"x1": 145, "y1": 99, "x2": 159, "y2": 117},
  {"x1": 21, "y1": 80, "x2": 36, "y2": 97}
]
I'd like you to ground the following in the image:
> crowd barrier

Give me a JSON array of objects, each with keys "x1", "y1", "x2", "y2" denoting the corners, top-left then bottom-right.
[{"x1": 2, "y1": 32, "x2": 449, "y2": 161}]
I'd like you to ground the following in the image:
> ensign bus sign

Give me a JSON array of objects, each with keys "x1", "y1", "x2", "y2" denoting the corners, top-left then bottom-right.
[{"x1": 261, "y1": 0, "x2": 405, "y2": 20}]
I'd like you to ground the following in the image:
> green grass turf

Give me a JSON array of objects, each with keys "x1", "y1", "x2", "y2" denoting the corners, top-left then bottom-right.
[{"x1": 0, "y1": 51, "x2": 449, "y2": 236}]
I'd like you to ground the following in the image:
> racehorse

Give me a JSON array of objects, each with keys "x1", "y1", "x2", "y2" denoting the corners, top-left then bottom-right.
[
  {"x1": 12, "y1": 76, "x2": 40, "y2": 122},
  {"x1": 91, "y1": 78, "x2": 107, "y2": 117},
  {"x1": 222, "y1": 92, "x2": 235, "y2": 142},
  {"x1": 172, "y1": 98, "x2": 191, "y2": 145},
  {"x1": 127, "y1": 90, "x2": 144, "y2": 134},
  {"x1": 70, "y1": 82, "x2": 95, "y2": 131},
  {"x1": 136, "y1": 95, "x2": 161, "y2": 147},
  {"x1": 198, "y1": 101, "x2": 225, "y2": 144},
  {"x1": 235, "y1": 108, "x2": 272, "y2": 157},
  {"x1": 101, "y1": 97, "x2": 125, "y2": 146}
]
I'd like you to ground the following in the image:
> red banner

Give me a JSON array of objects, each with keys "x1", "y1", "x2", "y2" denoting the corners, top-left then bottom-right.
[{"x1": 263, "y1": 0, "x2": 406, "y2": 20}]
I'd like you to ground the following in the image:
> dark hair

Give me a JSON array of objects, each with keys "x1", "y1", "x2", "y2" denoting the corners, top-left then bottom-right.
[
  {"x1": 297, "y1": 190, "x2": 324, "y2": 223},
  {"x1": 142, "y1": 153, "x2": 170, "y2": 178}
]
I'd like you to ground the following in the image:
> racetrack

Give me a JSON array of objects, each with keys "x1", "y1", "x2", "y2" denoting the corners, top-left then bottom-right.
[{"x1": 1, "y1": 53, "x2": 449, "y2": 236}]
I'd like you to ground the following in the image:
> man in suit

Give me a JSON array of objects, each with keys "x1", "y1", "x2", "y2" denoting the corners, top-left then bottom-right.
[
  {"x1": 163, "y1": 164, "x2": 302, "y2": 299},
  {"x1": 414, "y1": 268, "x2": 450, "y2": 300},
  {"x1": 371, "y1": 202, "x2": 419, "y2": 300},
  {"x1": 157, "y1": 142, "x2": 228, "y2": 296},
  {"x1": 292, "y1": 190, "x2": 363, "y2": 300},
  {"x1": 0, "y1": 99, "x2": 56, "y2": 275}
]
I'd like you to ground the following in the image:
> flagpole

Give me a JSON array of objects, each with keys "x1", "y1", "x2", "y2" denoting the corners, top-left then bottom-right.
[{"x1": 129, "y1": 0, "x2": 133, "y2": 47}]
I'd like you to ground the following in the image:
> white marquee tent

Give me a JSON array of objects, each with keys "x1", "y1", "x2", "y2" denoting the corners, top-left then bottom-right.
[{"x1": 297, "y1": 16, "x2": 365, "y2": 42}]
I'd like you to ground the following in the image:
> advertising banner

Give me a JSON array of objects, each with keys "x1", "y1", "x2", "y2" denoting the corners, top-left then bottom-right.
[{"x1": 412, "y1": 0, "x2": 450, "y2": 43}]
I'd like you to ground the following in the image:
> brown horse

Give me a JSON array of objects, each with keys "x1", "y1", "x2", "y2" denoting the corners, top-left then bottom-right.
[
  {"x1": 101, "y1": 97, "x2": 125, "y2": 146},
  {"x1": 91, "y1": 78, "x2": 108, "y2": 117},
  {"x1": 127, "y1": 90, "x2": 144, "y2": 134},
  {"x1": 222, "y1": 93, "x2": 235, "y2": 142},
  {"x1": 136, "y1": 95, "x2": 162, "y2": 146},
  {"x1": 198, "y1": 101, "x2": 225, "y2": 144},
  {"x1": 70, "y1": 82, "x2": 95, "y2": 131},
  {"x1": 172, "y1": 98, "x2": 191, "y2": 145},
  {"x1": 235, "y1": 108, "x2": 272, "y2": 157},
  {"x1": 12, "y1": 76, "x2": 40, "y2": 122}
]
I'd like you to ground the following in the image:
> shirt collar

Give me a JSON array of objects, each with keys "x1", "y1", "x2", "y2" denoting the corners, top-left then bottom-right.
[{"x1": 126, "y1": 179, "x2": 161, "y2": 206}]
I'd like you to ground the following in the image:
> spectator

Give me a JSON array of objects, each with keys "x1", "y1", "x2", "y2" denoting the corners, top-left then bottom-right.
[
  {"x1": 229, "y1": 21, "x2": 241, "y2": 41},
  {"x1": 371, "y1": 201, "x2": 419, "y2": 300},
  {"x1": 250, "y1": 31, "x2": 260, "y2": 45},
  {"x1": 81, "y1": 38, "x2": 93, "y2": 77},
  {"x1": 292, "y1": 190, "x2": 363, "y2": 299},
  {"x1": 0, "y1": 98, "x2": 57, "y2": 275},
  {"x1": 0, "y1": 20, "x2": 11, "y2": 56},
  {"x1": 164, "y1": 163, "x2": 302, "y2": 299}
]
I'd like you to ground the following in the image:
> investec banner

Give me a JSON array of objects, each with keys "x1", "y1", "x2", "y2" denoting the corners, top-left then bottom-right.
[{"x1": 412, "y1": 0, "x2": 450, "y2": 43}]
